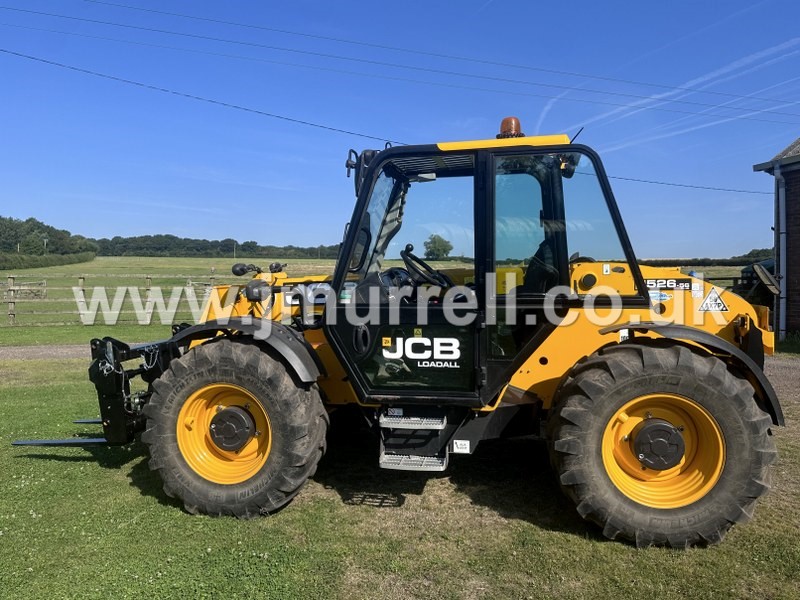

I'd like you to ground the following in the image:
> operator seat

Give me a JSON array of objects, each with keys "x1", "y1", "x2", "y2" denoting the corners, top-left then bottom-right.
[{"x1": 520, "y1": 239, "x2": 559, "y2": 294}]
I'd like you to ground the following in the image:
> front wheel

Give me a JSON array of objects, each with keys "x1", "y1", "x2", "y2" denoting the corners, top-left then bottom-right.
[
  {"x1": 547, "y1": 342, "x2": 777, "y2": 547},
  {"x1": 142, "y1": 338, "x2": 328, "y2": 517}
]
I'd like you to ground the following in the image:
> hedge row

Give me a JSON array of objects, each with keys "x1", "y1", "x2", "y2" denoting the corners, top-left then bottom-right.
[
  {"x1": 0, "y1": 252, "x2": 96, "y2": 271},
  {"x1": 638, "y1": 258, "x2": 758, "y2": 267}
]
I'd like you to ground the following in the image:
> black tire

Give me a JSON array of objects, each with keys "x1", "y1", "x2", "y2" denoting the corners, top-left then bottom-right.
[
  {"x1": 547, "y1": 342, "x2": 777, "y2": 548},
  {"x1": 141, "y1": 337, "x2": 328, "y2": 517}
]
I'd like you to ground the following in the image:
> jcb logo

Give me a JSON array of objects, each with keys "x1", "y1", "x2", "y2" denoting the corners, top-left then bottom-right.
[{"x1": 382, "y1": 337, "x2": 461, "y2": 361}]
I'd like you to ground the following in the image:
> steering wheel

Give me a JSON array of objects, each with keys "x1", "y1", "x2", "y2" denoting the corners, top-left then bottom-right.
[{"x1": 400, "y1": 244, "x2": 452, "y2": 287}]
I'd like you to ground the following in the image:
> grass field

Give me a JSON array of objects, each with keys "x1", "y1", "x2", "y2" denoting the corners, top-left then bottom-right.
[
  {"x1": 1, "y1": 356, "x2": 798, "y2": 599},
  {"x1": 2, "y1": 257, "x2": 798, "y2": 597}
]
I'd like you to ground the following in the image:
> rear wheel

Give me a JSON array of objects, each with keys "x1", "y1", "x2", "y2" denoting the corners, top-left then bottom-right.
[
  {"x1": 547, "y1": 342, "x2": 776, "y2": 547},
  {"x1": 142, "y1": 338, "x2": 328, "y2": 517}
]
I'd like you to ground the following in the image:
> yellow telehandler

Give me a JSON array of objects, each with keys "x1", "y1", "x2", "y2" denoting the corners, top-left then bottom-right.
[{"x1": 15, "y1": 117, "x2": 782, "y2": 547}]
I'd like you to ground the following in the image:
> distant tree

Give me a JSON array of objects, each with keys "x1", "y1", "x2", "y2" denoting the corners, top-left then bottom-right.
[
  {"x1": 423, "y1": 234, "x2": 453, "y2": 260},
  {"x1": 731, "y1": 247, "x2": 773, "y2": 262},
  {"x1": 240, "y1": 241, "x2": 259, "y2": 255}
]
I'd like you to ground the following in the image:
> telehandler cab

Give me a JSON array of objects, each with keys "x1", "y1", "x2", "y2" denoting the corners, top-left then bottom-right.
[{"x1": 15, "y1": 117, "x2": 782, "y2": 547}]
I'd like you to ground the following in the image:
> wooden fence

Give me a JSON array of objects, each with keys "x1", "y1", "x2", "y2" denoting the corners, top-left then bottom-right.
[{"x1": 2, "y1": 274, "x2": 232, "y2": 326}]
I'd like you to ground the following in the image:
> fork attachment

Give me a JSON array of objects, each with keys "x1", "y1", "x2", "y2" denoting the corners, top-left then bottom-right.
[{"x1": 13, "y1": 336, "x2": 179, "y2": 447}]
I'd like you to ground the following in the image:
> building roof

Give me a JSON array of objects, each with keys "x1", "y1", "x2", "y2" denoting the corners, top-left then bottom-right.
[
  {"x1": 754, "y1": 136, "x2": 800, "y2": 173},
  {"x1": 772, "y1": 137, "x2": 800, "y2": 161}
]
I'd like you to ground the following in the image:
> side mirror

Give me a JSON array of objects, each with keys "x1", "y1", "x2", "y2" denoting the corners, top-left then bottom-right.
[{"x1": 346, "y1": 149, "x2": 378, "y2": 197}]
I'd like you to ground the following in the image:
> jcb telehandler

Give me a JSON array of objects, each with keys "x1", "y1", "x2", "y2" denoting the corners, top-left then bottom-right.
[{"x1": 15, "y1": 117, "x2": 782, "y2": 548}]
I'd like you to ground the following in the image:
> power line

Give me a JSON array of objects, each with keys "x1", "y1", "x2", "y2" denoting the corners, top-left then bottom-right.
[
  {"x1": 80, "y1": 0, "x2": 800, "y2": 108},
  {"x1": 6, "y1": 20, "x2": 794, "y2": 125},
  {"x1": 0, "y1": 47, "x2": 773, "y2": 197},
  {"x1": 0, "y1": 47, "x2": 404, "y2": 144},
  {"x1": 605, "y1": 175, "x2": 771, "y2": 195},
  {"x1": 1, "y1": 21, "x2": 639, "y2": 107},
  {"x1": 2, "y1": 6, "x2": 800, "y2": 125}
]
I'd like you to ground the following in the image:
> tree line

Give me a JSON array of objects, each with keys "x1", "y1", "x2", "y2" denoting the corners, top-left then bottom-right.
[
  {"x1": 639, "y1": 247, "x2": 773, "y2": 268},
  {"x1": 0, "y1": 216, "x2": 340, "y2": 260},
  {"x1": 0, "y1": 216, "x2": 97, "y2": 256},
  {"x1": 93, "y1": 235, "x2": 341, "y2": 259},
  {"x1": 0, "y1": 215, "x2": 775, "y2": 266}
]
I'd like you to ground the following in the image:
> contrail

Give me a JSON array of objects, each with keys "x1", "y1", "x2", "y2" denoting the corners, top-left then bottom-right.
[
  {"x1": 614, "y1": 0, "x2": 771, "y2": 70},
  {"x1": 563, "y1": 37, "x2": 800, "y2": 133},
  {"x1": 600, "y1": 76, "x2": 800, "y2": 153},
  {"x1": 592, "y1": 45, "x2": 800, "y2": 131},
  {"x1": 535, "y1": 97, "x2": 560, "y2": 134},
  {"x1": 536, "y1": 0, "x2": 771, "y2": 132},
  {"x1": 600, "y1": 73, "x2": 800, "y2": 152}
]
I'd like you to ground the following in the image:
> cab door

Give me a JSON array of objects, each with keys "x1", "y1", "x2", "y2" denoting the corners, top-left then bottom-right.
[
  {"x1": 323, "y1": 148, "x2": 485, "y2": 406},
  {"x1": 480, "y1": 147, "x2": 648, "y2": 401}
]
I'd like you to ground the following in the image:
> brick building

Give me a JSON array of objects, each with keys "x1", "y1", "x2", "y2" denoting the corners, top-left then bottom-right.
[{"x1": 754, "y1": 138, "x2": 800, "y2": 339}]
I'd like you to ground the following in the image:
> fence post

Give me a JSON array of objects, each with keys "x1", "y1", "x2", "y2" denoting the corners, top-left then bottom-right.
[
  {"x1": 7, "y1": 275, "x2": 15, "y2": 325},
  {"x1": 145, "y1": 276, "x2": 152, "y2": 303},
  {"x1": 78, "y1": 276, "x2": 85, "y2": 296}
]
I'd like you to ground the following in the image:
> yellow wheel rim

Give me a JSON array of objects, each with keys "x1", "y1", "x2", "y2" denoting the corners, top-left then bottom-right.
[
  {"x1": 601, "y1": 393, "x2": 725, "y2": 509},
  {"x1": 177, "y1": 383, "x2": 272, "y2": 485}
]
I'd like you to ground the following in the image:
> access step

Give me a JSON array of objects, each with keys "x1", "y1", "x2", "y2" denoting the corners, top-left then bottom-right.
[
  {"x1": 379, "y1": 451, "x2": 448, "y2": 472},
  {"x1": 378, "y1": 412, "x2": 447, "y2": 430}
]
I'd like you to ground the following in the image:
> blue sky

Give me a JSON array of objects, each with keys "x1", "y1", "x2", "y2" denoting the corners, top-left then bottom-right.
[{"x1": 1, "y1": 0, "x2": 798, "y2": 258}]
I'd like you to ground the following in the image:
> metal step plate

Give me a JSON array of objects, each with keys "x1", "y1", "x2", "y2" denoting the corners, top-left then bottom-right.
[
  {"x1": 379, "y1": 452, "x2": 448, "y2": 472},
  {"x1": 378, "y1": 413, "x2": 447, "y2": 430}
]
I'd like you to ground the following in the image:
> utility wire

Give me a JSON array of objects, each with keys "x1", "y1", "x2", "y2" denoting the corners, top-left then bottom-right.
[
  {"x1": 7, "y1": 20, "x2": 794, "y2": 122},
  {"x1": 2, "y1": 6, "x2": 800, "y2": 125},
  {"x1": 80, "y1": 0, "x2": 800, "y2": 108},
  {"x1": 0, "y1": 48, "x2": 403, "y2": 144},
  {"x1": 606, "y1": 175, "x2": 771, "y2": 195},
  {"x1": 0, "y1": 47, "x2": 773, "y2": 197}
]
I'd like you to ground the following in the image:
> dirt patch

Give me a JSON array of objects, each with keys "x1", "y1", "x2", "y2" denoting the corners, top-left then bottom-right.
[{"x1": 0, "y1": 345, "x2": 87, "y2": 361}]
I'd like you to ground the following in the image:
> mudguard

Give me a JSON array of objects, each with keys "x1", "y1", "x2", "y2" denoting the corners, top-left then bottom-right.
[
  {"x1": 172, "y1": 318, "x2": 323, "y2": 383},
  {"x1": 600, "y1": 322, "x2": 784, "y2": 426}
]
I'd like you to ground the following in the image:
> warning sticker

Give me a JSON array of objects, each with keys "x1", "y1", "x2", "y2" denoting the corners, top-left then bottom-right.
[
  {"x1": 699, "y1": 289, "x2": 728, "y2": 312},
  {"x1": 452, "y1": 440, "x2": 470, "y2": 454}
]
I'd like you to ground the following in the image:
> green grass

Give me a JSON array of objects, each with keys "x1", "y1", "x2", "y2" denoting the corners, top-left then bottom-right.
[
  {"x1": 1, "y1": 358, "x2": 799, "y2": 599},
  {"x1": 778, "y1": 332, "x2": 800, "y2": 355}
]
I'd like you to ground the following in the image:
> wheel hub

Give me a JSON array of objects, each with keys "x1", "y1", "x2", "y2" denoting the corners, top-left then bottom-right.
[
  {"x1": 630, "y1": 418, "x2": 685, "y2": 470},
  {"x1": 209, "y1": 406, "x2": 255, "y2": 452}
]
